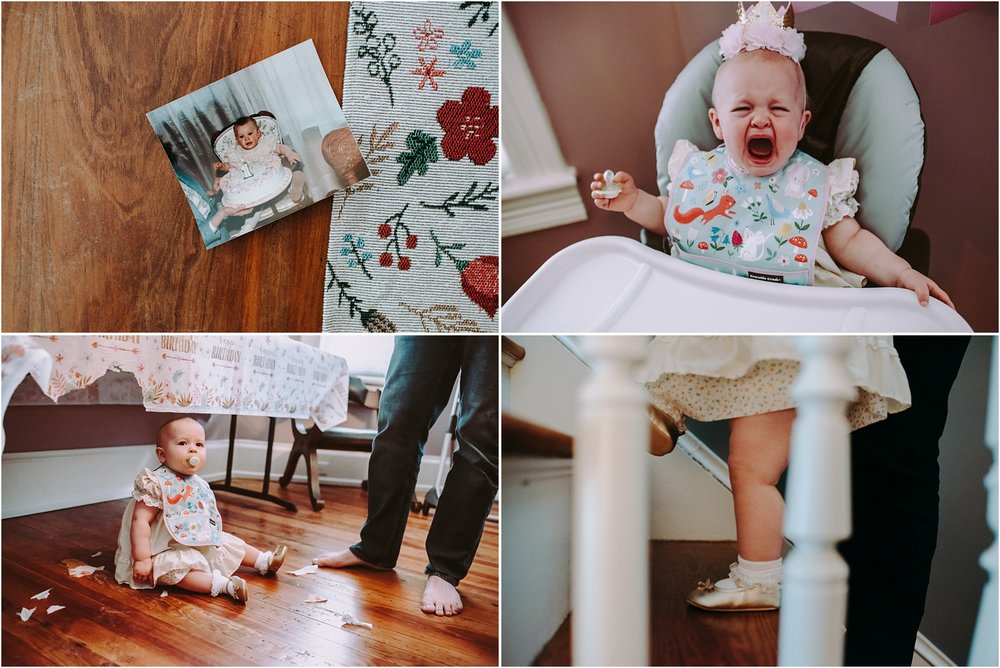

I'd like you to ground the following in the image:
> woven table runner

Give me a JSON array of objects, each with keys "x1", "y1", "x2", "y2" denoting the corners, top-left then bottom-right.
[{"x1": 324, "y1": 2, "x2": 499, "y2": 333}]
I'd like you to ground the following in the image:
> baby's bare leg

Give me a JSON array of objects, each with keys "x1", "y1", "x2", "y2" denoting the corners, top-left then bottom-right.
[
  {"x1": 728, "y1": 409, "x2": 795, "y2": 561},
  {"x1": 421, "y1": 574, "x2": 463, "y2": 616},
  {"x1": 242, "y1": 545, "x2": 260, "y2": 568},
  {"x1": 175, "y1": 569, "x2": 214, "y2": 593}
]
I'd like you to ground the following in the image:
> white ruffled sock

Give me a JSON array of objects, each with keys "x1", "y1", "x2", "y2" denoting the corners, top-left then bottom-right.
[
  {"x1": 729, "y1": 555, "x2": 783, "y2": 591},
  {"x1": 254, "y1": 550, "x2": 274, "y2": 575},
  {"x1": 210, "y1": 570, "x2": 232, "y2": 597}
]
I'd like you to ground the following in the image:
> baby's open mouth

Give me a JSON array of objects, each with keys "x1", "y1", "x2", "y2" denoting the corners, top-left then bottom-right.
[{"x1": 747, "y1": 137, "x2": 774, "y2": 162}]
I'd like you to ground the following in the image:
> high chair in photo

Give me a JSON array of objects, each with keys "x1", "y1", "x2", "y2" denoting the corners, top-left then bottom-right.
[{"x1": 502, "y1": 32, "x2": 971, "y2": 333}]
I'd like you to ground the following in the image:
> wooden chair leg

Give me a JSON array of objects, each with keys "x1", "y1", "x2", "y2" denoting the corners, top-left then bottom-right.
[
  {"x1": 306, "y1": 445, "x2": 325, "y2": 511},
  {"x1": 279, "y1": 436, "x2": 306, "y2": 487}
]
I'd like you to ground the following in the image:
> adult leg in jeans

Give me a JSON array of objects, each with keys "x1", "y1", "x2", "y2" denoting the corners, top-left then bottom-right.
[
  {"x1": 314, "y1": 336, "x2": 460, "y2": 569},
  {"x1": 841, "y1": 336, "x2": 969, "y2": 666},
  {"x1": 422, "y1": 336, "x2": 499, "y2": 615}
]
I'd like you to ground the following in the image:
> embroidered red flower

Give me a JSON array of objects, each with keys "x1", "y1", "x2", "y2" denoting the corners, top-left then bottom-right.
[
  {"x1": 437, "y1": 87, "x2": 498, "y2": 165},
  {"x1": 461, "y1": 255, "x2": 499, "y2": 318},
  {"x1": 711, "y1": 168, "x2": 728, "y2": 184}
]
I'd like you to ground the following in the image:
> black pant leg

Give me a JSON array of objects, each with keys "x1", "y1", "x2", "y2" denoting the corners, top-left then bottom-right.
[{"x1": 841, "y1": 336, "x2": 970, "y2": 666}]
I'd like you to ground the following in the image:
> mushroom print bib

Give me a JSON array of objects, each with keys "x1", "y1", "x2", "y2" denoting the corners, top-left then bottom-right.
[
  {"x1": 152, "y1": 466, "x2": 223, "y2": 547},
  {"x1": 666, "y1": 146, "x2": 828, "y2": 286}
]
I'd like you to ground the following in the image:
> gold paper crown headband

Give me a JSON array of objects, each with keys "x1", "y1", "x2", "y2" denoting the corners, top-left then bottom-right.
[
  {"x1": 720, "y1": 1, "x2": 806, "y2": 62},
  {"x1": 736, "y1": 0, "x2": 795, "y2": 29}
]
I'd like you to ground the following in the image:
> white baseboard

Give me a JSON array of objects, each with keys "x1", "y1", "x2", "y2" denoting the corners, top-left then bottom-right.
[
  {"x1": 914, "y1": 632, "x2": 956, "y2": 667},
  {"x1": 1, "y1": 440, "x2": 443, "y2": 519}
]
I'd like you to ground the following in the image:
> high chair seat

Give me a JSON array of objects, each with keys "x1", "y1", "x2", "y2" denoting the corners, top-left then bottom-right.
[
  {"x1": 653, "y1": 32, "x2": 925, "y2": 259},
  {"x1": 502, "y1": 236, "x2": 970, "y2": 333}
]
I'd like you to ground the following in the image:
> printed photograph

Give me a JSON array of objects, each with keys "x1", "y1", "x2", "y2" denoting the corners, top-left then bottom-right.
[{"x1": 148, "y1": 39, "x2": 370, "y2": 249}]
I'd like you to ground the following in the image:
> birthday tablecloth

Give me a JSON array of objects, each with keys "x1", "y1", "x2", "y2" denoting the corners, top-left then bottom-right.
[
  {"x1": 324, "y1": 1, "x2": 499, "y2": 333},
  {"x1": 1, "y1": 335, "x2": 349, "y2": 430}
]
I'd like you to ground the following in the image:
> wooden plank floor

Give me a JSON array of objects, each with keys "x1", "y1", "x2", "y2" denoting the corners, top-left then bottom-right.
[
  {"x1": 533, "y1": 541, "x2": 778, "y2": 666},
  {"x1": 2, "y1": 3, "x2": 349, "y2": 331},
  {"x1": 2, "y1": 481, "x2": 498, "y2": 666}
]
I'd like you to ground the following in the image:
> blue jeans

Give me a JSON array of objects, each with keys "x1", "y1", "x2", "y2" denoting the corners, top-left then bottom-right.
[{"x1": 351, "y1": 336, "x2": 498, "y2": 586}]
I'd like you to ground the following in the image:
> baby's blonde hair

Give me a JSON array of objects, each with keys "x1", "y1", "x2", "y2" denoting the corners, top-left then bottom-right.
[
  {"x1": 711, "y1": 49, "x2": 809, "y2": 111},
  {"x1": 156, "y1": 416, "x2": 203, "y2": 448}
]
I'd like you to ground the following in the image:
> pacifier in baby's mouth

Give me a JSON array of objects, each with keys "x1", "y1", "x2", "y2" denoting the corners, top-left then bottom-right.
[
  {"x1": 596, "y1": 169, "x2": 622, "y2": 198},
  {"x1": 185, "y1": 455, "x2": 201, "y2": 468}
]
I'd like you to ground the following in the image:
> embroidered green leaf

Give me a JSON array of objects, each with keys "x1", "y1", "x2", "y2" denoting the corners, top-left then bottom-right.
[
  {"x1": 421, "y1": 181, "x2": 498, "y2": 217},
  {"x1": 397, "y1": 130, "x2": 439, "y2": 186}
]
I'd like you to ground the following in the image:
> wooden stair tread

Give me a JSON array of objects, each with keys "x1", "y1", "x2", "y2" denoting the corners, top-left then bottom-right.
[
  {"x1": 534, "y1": 541, "x2": 779, "y2": 666},
  {"x1": 502, "y1": 413, "x2": 573, "y2": 459}
]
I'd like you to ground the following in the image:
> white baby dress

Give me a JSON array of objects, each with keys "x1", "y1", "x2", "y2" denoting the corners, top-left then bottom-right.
[
  {"x1": 114, "y1": 467, "x2": 246, "y2": 589},
  {"x1": 640, "y1": 336, "x2": 911, "y2": 433}
]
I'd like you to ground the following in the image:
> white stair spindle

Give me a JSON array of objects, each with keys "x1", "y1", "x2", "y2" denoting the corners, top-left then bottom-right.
[
  {"x1": 574, "y1": 336, "x2": 649, "y2": 666},
  {"x1": 779, "y1": 336, "x2": 854, "y2": 666},
  {"x1": 970, "y1": 338, "x2": 998, "y2": 666}
]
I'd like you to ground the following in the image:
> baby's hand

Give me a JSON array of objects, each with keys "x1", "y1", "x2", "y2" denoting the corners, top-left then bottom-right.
[
  {"x1": 591, "y1": 171, "x2": 638, "y2": 214},
  {"x1": 896, "y1": 267, "x2": 955, "y2": 310},
  {"x1": 133, "y1": 558, "x2": 154, "y2": 584},
  {"x1": 283, "y1": 146, "x2": 301, "y2": 166}
]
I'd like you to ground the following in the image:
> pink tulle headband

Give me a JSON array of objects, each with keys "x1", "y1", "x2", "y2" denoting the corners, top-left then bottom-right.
[{"x1": 719, "y1": 1, "x2": 807, "y2": 63}]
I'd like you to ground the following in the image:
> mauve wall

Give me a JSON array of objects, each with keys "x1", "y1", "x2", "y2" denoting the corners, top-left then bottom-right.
[{"x1": 503, "y1": 2, "x2": 998, "y2": 332}]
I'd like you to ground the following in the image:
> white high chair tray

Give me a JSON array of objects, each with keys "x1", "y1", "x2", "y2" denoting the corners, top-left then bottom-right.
[{"x1": 502, "y1": 237, "x2": 971, "y2": 333}]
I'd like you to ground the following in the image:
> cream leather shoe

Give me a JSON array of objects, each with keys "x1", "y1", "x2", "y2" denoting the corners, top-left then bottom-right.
[
  {"x1": 267, "y1": 545, "x2": 288, "y2": 575},
  {"x1": 230, "y1": 576, "x2": 249, "y2": 604},
  {"x1": 686, "y1": 578, "x2": 779, "y2": 612},
  {"x1": 648, "y1": 404, "x2": 682, "y2": 456}
]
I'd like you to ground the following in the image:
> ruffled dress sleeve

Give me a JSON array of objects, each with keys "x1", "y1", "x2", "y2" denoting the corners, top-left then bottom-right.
[
  {"x1": 823, "y1": 157, "x2": 860, "y2": 229},
  {"x1": 667, "y1": 139, "x2": 699, "y2": 186},
  {"x1": 133, "y1": 468, "x2": 163, "y2": 509}
]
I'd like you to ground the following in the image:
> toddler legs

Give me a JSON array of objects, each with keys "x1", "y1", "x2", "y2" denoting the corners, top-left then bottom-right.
[
  {"x1": 728, "y1": 409, "x2": 794, "y2": 561},
  {"x1": 687, "y1": 409, "x2": 794, "y2": 611}
]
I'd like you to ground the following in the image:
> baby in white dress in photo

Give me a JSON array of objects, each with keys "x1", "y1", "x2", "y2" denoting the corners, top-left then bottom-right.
[
  {"x1": 641, "y1": 335, "x2": 911, "y2": 611},
  {"x1": 114, "y1": 417, "x2": 287, "y2": 604}
]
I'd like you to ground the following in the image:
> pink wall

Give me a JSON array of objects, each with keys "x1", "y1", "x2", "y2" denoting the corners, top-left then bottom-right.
[{"x1": 503, "y1": 2, "x2": 998, "y2": 332}]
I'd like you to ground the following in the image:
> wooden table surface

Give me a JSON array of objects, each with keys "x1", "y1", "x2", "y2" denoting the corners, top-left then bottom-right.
[{"x1": 3, "y1": 3, "x2": 351, "y2": 332}]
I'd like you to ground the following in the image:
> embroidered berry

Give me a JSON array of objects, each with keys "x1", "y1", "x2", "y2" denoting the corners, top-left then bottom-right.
[
  {"x1": 794, "y1": 253, "x2": 808, "y2": 263},
  {"x1": 789, "y1": 236, "x2": 808, "y2": 249},
  {"x1": 399, "y1": 257, "x2": 412, "y2": 270},
  {"x1": 378, "y1": 223, "x2": 392, "y2": 238},
  {"x1": 731, "y1": 230, "x2": 743, "y2": 246},
  {"x1": 697, "y1": 241, "x2": 709, "y2": 250},
  {"x1": 406, "y1": 235, "x2": 418, "y2": 249},
  {"x1": 379, "y1": 252, "x2": 393, "y2": 267},
  {"x1": 461, "y1": 255, "x2": 499, "y2": 318}
]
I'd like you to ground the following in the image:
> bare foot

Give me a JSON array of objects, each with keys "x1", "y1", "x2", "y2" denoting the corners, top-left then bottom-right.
[
  {"x1": 313, "y1": 548, "x2": 365, "y2": 568},
  {"x1": 420, "y1": 575, "x2": 463, "y2": 616},
  {"x1": 313, "y1": 548, "x2": 391, "y2": 570}
]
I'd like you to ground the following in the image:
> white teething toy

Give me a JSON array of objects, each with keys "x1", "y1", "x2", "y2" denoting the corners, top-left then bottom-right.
[
  {"x1": 186, "y1": 455, "x2": 201, "y2": 467},
  {"x1": 597, "y1": 169, "x2": 622, "y2": 198}
]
